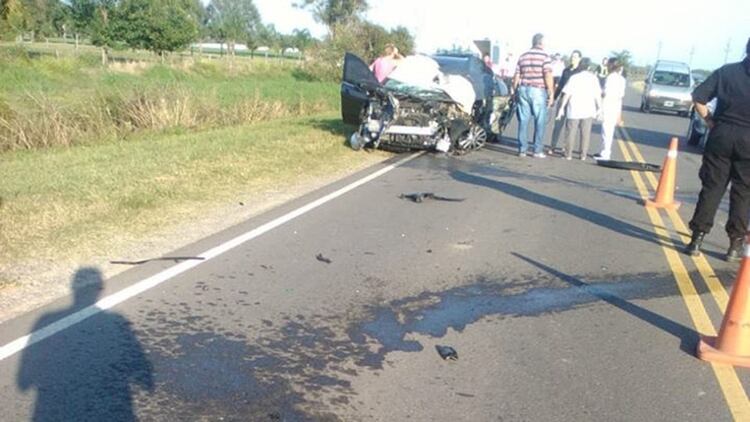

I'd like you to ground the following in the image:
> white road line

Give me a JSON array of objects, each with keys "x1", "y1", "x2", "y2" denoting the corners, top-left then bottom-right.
[{"x1": 0, "y1": 152, "x2": 424, "y2": 362}]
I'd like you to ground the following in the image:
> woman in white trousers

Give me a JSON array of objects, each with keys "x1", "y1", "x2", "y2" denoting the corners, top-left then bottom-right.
[{"x1": 596, "y1": 59, "x2": 626, "y2": 160}]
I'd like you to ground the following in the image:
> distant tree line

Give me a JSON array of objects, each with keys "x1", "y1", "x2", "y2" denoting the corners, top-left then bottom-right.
[{"x1": 0, "y1": 0, "x2": 415, "y2": 66}]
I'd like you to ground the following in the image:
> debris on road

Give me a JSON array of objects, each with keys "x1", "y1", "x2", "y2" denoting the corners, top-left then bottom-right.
[
  {"x1": 596, "y1": 160, "x2": 661, "y2": 172},
  {"x1": 316, "y1": 253, "x2": 332, "y2": 264},
  {"x1": 436, "y1": 345, "x2": 459, "y2": 361},
  {"x1": 399, "y1": 192, "x2": 466, "y2": 203},
  {"x1": 110, "y1": 256, "x2": 205, "y2": 265}
]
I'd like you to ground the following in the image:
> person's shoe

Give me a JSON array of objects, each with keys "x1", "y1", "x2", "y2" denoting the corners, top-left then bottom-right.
[
  {"x1": 580, "y1": 155, "x2": 586, "y2": 161},
  {"x1": 593, "y1": 153, "x2": 603, "y2": 160},
  {"x1": 726, "y1": 237, "x2": 745, "y2": 262},
  {"x1": 685, "y1": 231, "x2": 706, "y2": 256},
  {"x1": 564, "y1": 155, "x2": 572, "y2": 160},
  {"x1": 517, "y1": 151, "x2": 527, "y2": 157},
  {"x1": 533, "y1": 152, "x2": 547, "y2": 158}
]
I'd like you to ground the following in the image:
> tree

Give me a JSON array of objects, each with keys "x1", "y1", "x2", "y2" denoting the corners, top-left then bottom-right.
[
  {"x1": 206, "y1": 0, "x2": 261, "y2": 57},
  {"x1": 358, "y1": 21, "x2": 387, "y2": 61},
  {"x1": 19, "y1": 0, "x2": 68, "y2": 39},
  {"x1": 117, "y1": 0, "x2": 199, "y2": 57},
  {"x1": 295, "y1": 0, "x2": 367, "y2": 39},
  {"x1": 88, "y1": 0, "x2": 118, "y2": 64},
  {"x1": 254, "y1": 22, "x2": 279, "y2": 50},
  {"x1": 69, "y1": 0, "x2": 98, "y2": 37},
  {"x1": 290, "y1": 28, "x2": 314, "y2": 51},
  {"x1": 388, "y1": 26, "x2": 413, "y2": 55},
  {"x1": 609, "y1": 49, "x2": 633, "y2": 70},
  {"x1": 0, "y1": 0, "x2": 26, "y2": 39}
]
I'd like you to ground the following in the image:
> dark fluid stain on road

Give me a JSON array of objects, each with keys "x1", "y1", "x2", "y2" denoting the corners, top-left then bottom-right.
[
  {"x1": 158, "y1": 333, "x2": 267, "y2": 400},
  {"x1": 137, "y1": 305, "x2": 353, "y2": 421},
  {"x1": 348, "y1": 268, "x2": 688, "y2": 368},
  {"x1": 130, "y1": 258, "x2": 698, "y2": 419}
]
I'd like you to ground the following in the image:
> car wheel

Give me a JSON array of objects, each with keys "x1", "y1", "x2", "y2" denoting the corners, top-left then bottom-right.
[
  {"x1": 456, "y1": 125, "x2": 488, "y2": 151},
  {"x1": 686, "y1": 122, "x2": 701, "y2": 146},
  {"x1": 349, "y1": 132, "x2": 365, "y2": 150}
]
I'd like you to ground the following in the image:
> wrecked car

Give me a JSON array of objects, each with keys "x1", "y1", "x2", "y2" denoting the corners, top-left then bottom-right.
[{"x1": 341, "y1": 52, "x2": 513, "y2": 153}]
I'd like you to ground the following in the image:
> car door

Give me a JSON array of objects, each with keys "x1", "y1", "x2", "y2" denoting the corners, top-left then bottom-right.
[{"x1": 341, "y1": 53, "x2": 380, "y2": 125}]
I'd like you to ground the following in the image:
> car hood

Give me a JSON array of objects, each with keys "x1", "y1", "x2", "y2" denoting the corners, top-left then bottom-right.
[
  {"x1": 385, "y1": 55, "x2": 476, "y2": 113},
  {"x1": 342, "y1": 52, "x2": 477, "y2": 114},
  {"x1": 650, "y1": 84, "x2": 692, "y2": 100}
]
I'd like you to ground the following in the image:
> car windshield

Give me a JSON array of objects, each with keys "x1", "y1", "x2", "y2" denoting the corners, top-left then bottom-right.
[
  {"x1": 382, "y1": 79, "x2": 453, "y2": 102},
  {"x1": 652, "y1": 71, "x2": 690, "y2": 87}
]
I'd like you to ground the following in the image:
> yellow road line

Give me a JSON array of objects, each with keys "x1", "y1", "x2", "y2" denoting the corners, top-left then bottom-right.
[
  {"x1": 617, "y1": 140, "x2": 750, "y2": 420},
  {"x1": 622, "y1": 134, "x2": 729, "y2": 312}
]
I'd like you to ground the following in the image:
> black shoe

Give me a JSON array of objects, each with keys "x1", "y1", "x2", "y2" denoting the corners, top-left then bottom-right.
[
  {"x1": 685, "y1": 231, "x2": 706, "y2": 256},
  {"x1": 726, "y1": 237, "x2": 744, "y2": 262}
]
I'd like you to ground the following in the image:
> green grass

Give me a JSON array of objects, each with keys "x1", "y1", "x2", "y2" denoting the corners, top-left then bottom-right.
[
  {"x1": 0, "y1": 114, "x2": 388, "y2": 268},
  {"x1": 0, "y1": 50, "x2": 335, "y2": 107},
  {"x1": 0, "y1": 45, "x2": 340, "y2": 150},
  {"x1": 0, "y1": 44, "x2": 390, "y2": 287}
]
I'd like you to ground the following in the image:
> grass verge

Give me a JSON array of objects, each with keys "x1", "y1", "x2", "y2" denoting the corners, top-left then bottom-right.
[
  {"x1": 0, "y1": 113, "x2": 389, "y2": 283},
  {"x1": 0, "y1": 46, "x2": 338, "y2": 150}
]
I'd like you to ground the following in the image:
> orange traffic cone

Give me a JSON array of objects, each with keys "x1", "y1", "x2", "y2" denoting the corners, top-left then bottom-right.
[
  {"x1": 645, "y1": 137, "x2": 681, "y2": 210},
  {"x1": 697, "y1": 233, "x2": 750, "y2": 367}
]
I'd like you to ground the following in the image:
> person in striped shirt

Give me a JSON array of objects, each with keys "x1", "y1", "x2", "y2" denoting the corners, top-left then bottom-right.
[{"x1": 512, "y1": 33, "x2": 555, "y2": 157}]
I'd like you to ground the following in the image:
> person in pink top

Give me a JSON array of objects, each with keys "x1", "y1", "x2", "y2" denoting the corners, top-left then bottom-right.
[{"x1": 370, "y1": 44, "x2": 403, "y2": 83}]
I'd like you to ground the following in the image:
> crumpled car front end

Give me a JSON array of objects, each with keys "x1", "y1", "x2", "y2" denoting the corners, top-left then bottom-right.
[
  {"x1": 351, "y1": 89, "x2": 480, "y2": 153},
  {"x1": 343, "y1": 53, "x2": 489, "y2": 154}
]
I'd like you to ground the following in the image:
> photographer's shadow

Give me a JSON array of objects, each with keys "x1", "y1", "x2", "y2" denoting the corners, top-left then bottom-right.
[{"x1": 17, "y1": 267, "x2": 153, "y2": 422}]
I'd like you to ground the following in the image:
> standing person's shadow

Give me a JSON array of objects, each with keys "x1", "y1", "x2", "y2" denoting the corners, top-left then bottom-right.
[{"x1": 17, "y1": 267, "x2": 153, "y2": 422}]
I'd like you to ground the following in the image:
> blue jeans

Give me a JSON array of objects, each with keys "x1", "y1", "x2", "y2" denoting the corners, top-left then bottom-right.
[{"x1": 516, "y1": 85, "x2": 548, "y2": 154}]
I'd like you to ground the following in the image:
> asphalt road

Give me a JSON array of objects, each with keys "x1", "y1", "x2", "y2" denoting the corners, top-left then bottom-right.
[{"x1": 1, "y1": 87, "x2": 749, "y2": 421}]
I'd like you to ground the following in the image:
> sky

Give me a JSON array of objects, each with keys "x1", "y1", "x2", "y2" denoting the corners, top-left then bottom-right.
[{"x1": 252, "y1": 0, "x2": 748, "y2": 70}]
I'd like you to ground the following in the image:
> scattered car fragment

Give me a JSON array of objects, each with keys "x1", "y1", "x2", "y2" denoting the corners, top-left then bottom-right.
[
  {"x1": 315, "y1": 253, "x2": 332, "y2": 264},
  {"x1": 399, "y1": 192, "x2": 465, "y2": 203},
  {"x1": 595, "y1": 160, "x2": 661, "y2": 172},
  {"x1": 435, "y1": 345, "x2": 459, "y2": 360},
  {"x1": 110, "y1": 256, "x2": 205, "y2": 265}
]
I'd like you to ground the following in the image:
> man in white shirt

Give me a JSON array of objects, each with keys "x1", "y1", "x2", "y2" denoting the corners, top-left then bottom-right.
[
  {"x1": 595, "y1": 59, "x2": 626, "y2": 160},
  {"x1": 555, "y1": 58, "x2": 602, "y2": 160}
]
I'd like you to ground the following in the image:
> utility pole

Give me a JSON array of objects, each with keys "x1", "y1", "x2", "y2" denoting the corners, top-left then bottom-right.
[
  {"x1": 689, "y1": 45, "x2": 695, "y2": 67},
  {"x1": 656, "y1": 40, "x2": 662, "y2": 61},
  {"x1": 724, "y1": 38, "x2": 732, "y2": 64}
]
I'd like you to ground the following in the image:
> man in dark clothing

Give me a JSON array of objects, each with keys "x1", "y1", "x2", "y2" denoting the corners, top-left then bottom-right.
[
  {"x1": 554, "y1": 50, "x2": 583, "y2": 100},
  {"x1": 685, "y1": 37, "x2": 750, "y2": 261}
]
